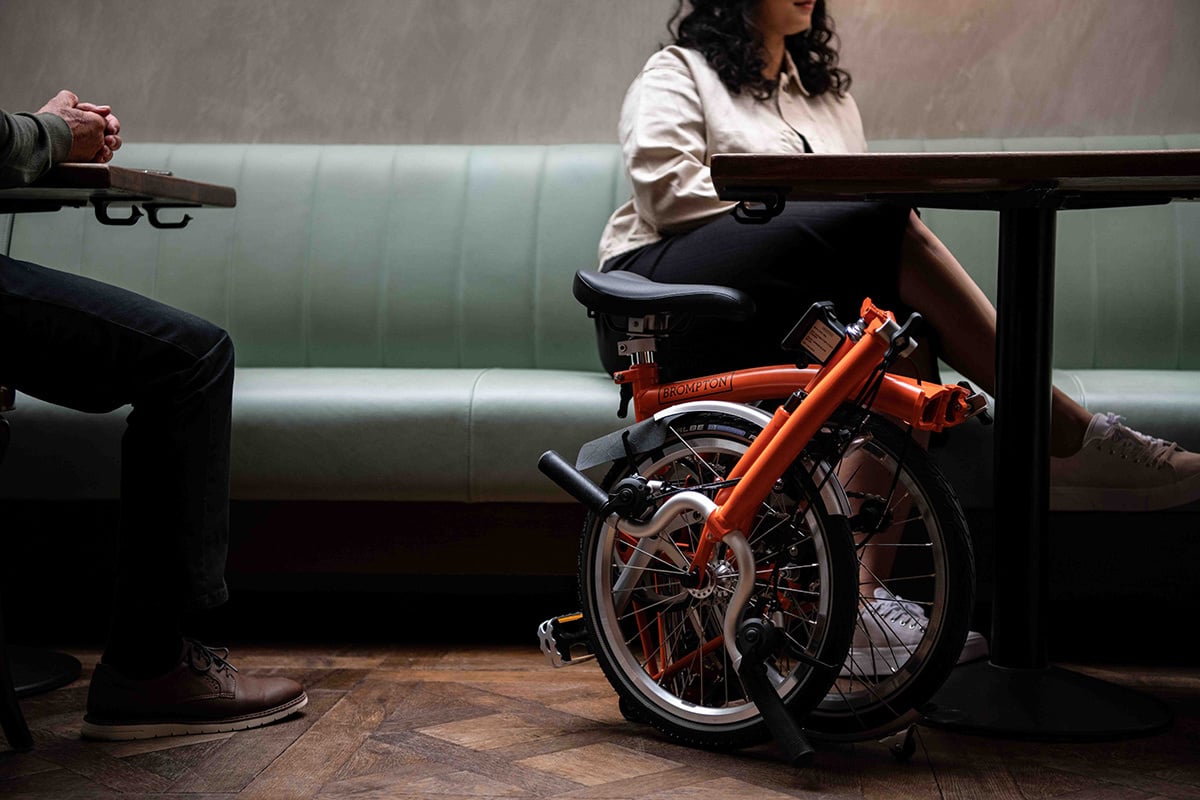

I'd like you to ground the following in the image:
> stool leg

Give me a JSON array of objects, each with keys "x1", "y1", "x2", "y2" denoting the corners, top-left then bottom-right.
[
  {"x1": 0, "y1": 605, "x2": 35, "y2": 751},
  {"x1": 1, "y1": 415, "x2": 34, "y2": 751}
]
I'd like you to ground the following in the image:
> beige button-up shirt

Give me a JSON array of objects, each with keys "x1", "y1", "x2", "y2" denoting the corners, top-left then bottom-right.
[{"x1": 598, "y1": 45, "x2": 867, "y2": 265}]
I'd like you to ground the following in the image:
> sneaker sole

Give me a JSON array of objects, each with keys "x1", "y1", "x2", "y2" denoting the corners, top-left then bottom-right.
[
  {"x1": 81, "y1": 692, "x2": 308, "y2": 741},
  {"x1": 840, "y1": 644, "x2": 917, "y2": 678},
  {"x1": 839, "y1": 632, "x2": 989, "y2": 677},
  {"x1": 1051, "y1": 472, "x2": 1200, "y2": 512},
  {"x1": 958, "y1": 631, "x2": 989, "y2": 665}
]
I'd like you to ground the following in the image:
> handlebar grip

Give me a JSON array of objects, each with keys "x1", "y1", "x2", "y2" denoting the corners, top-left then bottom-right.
[{"x1": 538, "y1": 450, "x2": 610, "y2": 514}]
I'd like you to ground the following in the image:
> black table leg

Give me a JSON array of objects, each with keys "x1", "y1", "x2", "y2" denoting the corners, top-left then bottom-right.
[{"x1": 924, "y1": 205, "x2": 1172, "y2": 739}]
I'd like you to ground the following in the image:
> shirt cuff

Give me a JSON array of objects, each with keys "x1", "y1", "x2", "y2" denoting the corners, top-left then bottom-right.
[{"x1": 35, "y1": 112, "x2": 73, "y2": 166}]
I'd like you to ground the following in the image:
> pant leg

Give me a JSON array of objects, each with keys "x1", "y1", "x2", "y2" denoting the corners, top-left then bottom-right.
[
  {"x1": 0, "y1": 254, "x2": 233, "y2": 612},
  {"x1": 599, "y1": 202, "x2": 913, "y2": 380}
]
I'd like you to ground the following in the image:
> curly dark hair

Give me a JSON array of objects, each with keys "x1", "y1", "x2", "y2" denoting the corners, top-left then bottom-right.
[{"x1": 667, "y1": 0, "x2": 851, "y2": 100}]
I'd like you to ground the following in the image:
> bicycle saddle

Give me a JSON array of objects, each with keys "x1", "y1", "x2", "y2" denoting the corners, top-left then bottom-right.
[{"x1": 573, "y1": 270, "x2": 755, "y2": 321}]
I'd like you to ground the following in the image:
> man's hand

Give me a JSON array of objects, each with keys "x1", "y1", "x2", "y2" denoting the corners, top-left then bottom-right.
[{"x1": 37, "y1": 90, "x2": 122, "y2": 163}]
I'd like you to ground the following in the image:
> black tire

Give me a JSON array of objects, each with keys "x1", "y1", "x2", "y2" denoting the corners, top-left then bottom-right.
[
  {"x1": 805, "y1": 413, "x2": 976, "y2": 740},
  {"x1": 578, "y1": 411, "x2": 858, "y2": 751}
]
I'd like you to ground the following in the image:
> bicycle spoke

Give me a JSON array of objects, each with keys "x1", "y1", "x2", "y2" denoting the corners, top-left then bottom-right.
[
  {"x1": 617, "y1": 589, "x2": 687, "y2": 626},
  {"x1": 664, "y1": 424, "x2": 727, "y2": 482}
]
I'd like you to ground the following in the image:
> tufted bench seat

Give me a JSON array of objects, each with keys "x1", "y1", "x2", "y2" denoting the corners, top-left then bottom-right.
[{"x1": 0, "y1": 145, "x2": 628, "y2": 504}]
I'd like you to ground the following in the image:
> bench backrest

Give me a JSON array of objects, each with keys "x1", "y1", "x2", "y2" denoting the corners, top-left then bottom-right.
[{"x1": 4, "y1": 137, "x2": 1198, "y2": 371}]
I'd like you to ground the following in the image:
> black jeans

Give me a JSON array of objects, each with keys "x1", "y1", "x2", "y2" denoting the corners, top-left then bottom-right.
[{"x1": 0, "y1": 254, "x2": 233, "y2": 613}]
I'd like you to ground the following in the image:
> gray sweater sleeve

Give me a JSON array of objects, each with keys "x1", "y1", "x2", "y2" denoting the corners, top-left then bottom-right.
[{"x1": 0, "y1": 109, "x2": 73, "y2": 188}]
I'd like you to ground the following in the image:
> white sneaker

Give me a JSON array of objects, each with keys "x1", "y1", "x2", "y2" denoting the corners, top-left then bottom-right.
[
  {"x1": 1050, "y1": 413, "x2": 1200, "y2": 512},
  {"x1": 841, "y1": 588, "x2": 988, "y2": 677}
]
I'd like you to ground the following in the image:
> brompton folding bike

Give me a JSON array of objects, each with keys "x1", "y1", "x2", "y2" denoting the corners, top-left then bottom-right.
[{"x1": 537, "y1": 270, "x2": 989, "y2": 763}]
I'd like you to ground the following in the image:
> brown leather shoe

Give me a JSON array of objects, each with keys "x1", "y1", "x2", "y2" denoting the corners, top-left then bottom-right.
[{"x1": 82, "y1": 639, "x2": 307, "y2": 741}]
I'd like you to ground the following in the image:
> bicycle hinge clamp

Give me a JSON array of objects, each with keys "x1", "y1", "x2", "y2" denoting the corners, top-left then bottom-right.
[{"x1": 872, "y1": 313, "x2": 920, "y2": 363}]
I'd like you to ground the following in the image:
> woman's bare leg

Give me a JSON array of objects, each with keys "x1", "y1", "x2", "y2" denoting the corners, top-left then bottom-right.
[
  {"x1": 856, "y1": 210, "x2": 1094, "y2": 598},
  {"x1": 895, "y1": 210, "x2": 1093, "y2": 458}
]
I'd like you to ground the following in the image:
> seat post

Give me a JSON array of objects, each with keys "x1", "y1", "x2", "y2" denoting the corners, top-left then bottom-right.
[{"x1": 617, "y1": 313, "x2": 668, "y2": 367}]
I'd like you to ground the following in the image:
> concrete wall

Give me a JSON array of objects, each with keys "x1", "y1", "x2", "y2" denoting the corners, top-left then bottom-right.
[{"x1": 1, "y1": 0, "x2": 1197, "y2": 145}]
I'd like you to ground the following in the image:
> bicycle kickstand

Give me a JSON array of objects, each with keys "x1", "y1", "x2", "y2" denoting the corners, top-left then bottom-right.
[{"x1": 736, "y1": 618, "x2": 815, "y2": 766}]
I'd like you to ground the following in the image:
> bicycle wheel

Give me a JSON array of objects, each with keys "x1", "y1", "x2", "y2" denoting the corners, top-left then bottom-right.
[
  {"x1": 806, "y1": 412, "x2": 976, "y2": 741},
  {"x1": 579, "y1": 411, "x2": 858, "y2": 751}
]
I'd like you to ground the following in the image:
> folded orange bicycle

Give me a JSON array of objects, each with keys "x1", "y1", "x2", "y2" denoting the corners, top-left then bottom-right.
[{"x1": 539, "y1": 270, "x2": 989, "y2": 762}]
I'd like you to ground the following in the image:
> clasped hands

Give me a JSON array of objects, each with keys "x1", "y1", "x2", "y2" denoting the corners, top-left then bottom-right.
[{"x1": 38, "y1": 89, "x2": 122, "y2": 164}]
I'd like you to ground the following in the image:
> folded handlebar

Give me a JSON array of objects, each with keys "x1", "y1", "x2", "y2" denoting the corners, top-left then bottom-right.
[{"x1": 538, "y1": 450, "x2": 718, "y2": 538}]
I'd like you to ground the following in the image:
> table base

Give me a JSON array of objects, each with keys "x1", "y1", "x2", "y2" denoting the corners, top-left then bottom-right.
[{"x1": 922, "y1": 661, "x2": 1172, "y2": 740}]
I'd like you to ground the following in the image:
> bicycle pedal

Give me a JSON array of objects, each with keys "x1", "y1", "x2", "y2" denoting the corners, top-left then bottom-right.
[{"x1": 537, "y1": 612, "x2": 595, "y2": 668}]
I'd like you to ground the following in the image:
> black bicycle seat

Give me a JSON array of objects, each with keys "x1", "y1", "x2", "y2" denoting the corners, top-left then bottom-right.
[{"x1": 573, "y1": 270, "x2": 755, "y2": 321}]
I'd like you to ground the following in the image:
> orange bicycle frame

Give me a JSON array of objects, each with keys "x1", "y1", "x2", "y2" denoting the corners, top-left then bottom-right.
[
  {"x1": 609, "y1": 299, "x2": 980, "y2": 574},
  {"x1": 617, "y1": 355, "x2": 975, "y2": 433}
]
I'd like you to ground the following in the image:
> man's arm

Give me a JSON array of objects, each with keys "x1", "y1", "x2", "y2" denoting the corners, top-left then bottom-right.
[
  {"x1": 0, "y1": 90, "x2": 122, "y2": 189},
  {"x1": 0, "y1": 107, "x2": 73, "y2": 188}
]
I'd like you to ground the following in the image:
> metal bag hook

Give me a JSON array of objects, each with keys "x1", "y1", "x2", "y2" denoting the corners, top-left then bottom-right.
[
  {"x1": 93, "y1": 201, "x2": 143, "y2": 226},
  {"x1": 144, "y1": 204, "x2": 195, "y2": 229}
]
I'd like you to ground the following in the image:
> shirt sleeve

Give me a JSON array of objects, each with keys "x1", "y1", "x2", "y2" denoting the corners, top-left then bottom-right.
[
  {"x1": 619, "y1": 60, "x2": 735, "y2": 234},
  {"x1": 0, "y1": 109, "x2": 73, "y2": 188},
  {"x1": 844, "y1": 94, "x2": 868, "y2": 153}
]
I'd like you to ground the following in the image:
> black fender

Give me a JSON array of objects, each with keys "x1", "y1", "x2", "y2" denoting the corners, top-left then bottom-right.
[
  {"x1": 574, "y1": 401, "x2": 774, "y2": 471},
  {"x1": 574, "y1": 400, "x2": 851, "y2": 518}
]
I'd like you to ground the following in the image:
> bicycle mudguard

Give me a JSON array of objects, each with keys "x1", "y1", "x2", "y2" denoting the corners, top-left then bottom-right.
[
  {"x1": 575, "y1": 401, "x2": 773, "y2": 472},
  {"x1": 575, "y1": 417, "x2": 668, "y2": 472}
]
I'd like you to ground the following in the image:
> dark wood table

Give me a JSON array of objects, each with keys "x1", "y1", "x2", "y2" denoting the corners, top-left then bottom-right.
[
  {"x1": 1, "y1": 163, "x2": 237, "y2": 750},
  {"x1": 0, "y1": 163, "x2": 236, "y2": 227},
  {"x1": 713, "y1": 149, "x2": 1200, "y2": 740}
]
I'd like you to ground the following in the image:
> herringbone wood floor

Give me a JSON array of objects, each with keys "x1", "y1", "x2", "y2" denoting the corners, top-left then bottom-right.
[{"x1": 1, "y1": 644, "x2": 1197, "y2": 799}]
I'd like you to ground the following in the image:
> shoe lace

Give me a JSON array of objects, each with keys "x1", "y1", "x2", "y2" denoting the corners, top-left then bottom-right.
[
  {"x1": 1098, "y1": 414, "x2": 1178, "y2": 469},
  {"x1": 873, "y1": 599, "x2": 921, "y2": 628},
  {"x1": 861, "y1": 591, "x2": 927, "y2": 640},
  {"x1": 186, "y1": 639, "x2": 239, "y2": 674}
]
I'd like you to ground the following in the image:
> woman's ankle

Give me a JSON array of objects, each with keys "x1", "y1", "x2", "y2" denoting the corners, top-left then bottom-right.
[{"x1": 1050, "y1": 403, "x2": 1093, "y2": 457}]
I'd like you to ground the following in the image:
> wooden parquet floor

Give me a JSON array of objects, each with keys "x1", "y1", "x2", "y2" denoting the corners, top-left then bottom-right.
[{"x1": 1, "y1": 644, "x2": 1198, "y2": 799}]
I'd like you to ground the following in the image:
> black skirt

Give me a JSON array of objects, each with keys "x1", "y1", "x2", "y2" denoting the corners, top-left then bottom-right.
[{"x1": 598, "y1": 201, "x2": 915, "y2": 380}]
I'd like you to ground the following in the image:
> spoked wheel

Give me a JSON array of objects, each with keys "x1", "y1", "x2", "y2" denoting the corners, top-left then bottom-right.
[
  {"x1": 806, "y1": 413, "x2": 976, "y2": 741},
  {"x1": 579, "y1": 412, "x2": 857, "y2": 750}
]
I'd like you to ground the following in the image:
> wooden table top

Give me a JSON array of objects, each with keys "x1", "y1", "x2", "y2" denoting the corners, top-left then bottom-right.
[
  {"x1": 712, "y1": 149, "x2": 1200, "y2": 207},
  {"x1": 0, "y1": 163, "x2": 236, "y2": 213}
]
